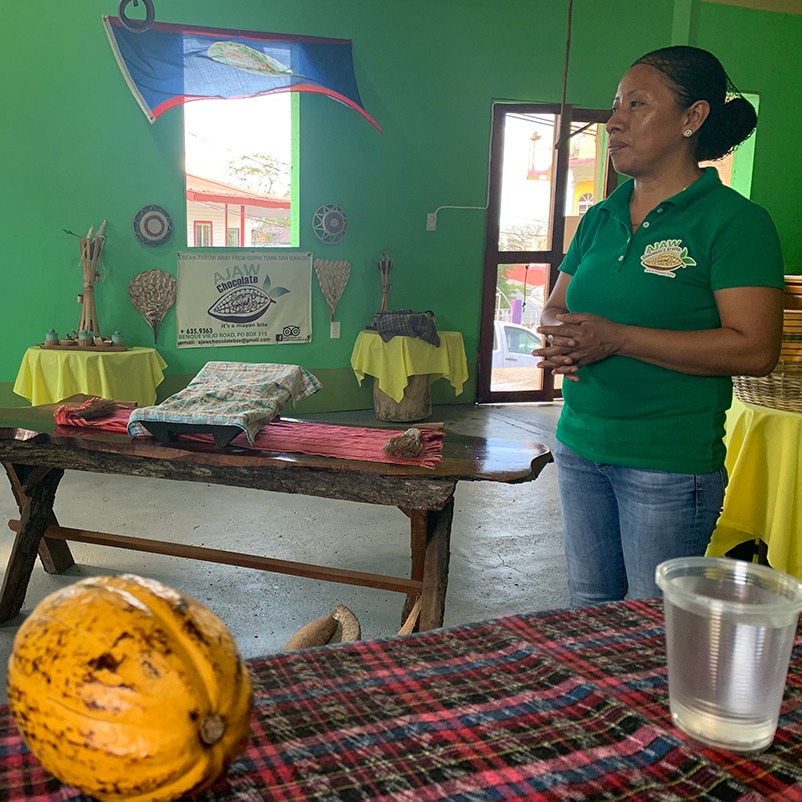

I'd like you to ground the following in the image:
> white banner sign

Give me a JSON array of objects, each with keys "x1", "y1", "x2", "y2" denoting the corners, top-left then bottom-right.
[{"x1": 176, "y1": 252, "x2": 312, "y2": 348}]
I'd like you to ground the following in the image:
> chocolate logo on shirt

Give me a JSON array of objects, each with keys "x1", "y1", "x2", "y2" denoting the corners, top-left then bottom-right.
[{"x1": 640, "y1": 239, "x2": 697, "y2": 278}]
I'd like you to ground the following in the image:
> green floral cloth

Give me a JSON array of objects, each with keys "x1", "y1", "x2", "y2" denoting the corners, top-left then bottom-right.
[{"x1": 127, "y1": 361, "x2": 322, "y2": 443}]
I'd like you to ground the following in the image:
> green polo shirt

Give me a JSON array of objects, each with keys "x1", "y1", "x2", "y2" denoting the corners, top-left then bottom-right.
[{"x1": 557, "y1": 167, "x2": 784, "y2": 473}]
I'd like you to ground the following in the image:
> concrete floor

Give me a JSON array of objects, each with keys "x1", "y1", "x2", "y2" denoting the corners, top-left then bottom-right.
[{"x1": 0, "y1": 402, "x2": 565, "y2": 703}]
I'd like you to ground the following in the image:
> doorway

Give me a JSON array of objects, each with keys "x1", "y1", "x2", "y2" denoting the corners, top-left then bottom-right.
[{"x1": 478, "y1": 104, "x2": 615, "y2": 403}]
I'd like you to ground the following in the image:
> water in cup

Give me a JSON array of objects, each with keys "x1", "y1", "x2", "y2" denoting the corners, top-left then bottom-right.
[{"x1": 656, "y1": 557, "x2": 802, "y2": 753}]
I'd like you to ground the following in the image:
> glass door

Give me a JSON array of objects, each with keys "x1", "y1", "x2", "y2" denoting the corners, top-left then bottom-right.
[{"x1": 478, "y1": 104, "x2": 614, "y2": 403}]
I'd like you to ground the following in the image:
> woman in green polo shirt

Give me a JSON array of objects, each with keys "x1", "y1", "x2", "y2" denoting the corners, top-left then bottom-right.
[{"x1": 536, "y1": 46, "x2": 784, "y2": 607}]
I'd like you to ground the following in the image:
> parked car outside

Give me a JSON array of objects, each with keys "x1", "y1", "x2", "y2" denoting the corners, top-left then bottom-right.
[{"x1": 491, "y1": 321, "x2": 543, "y2": 369}]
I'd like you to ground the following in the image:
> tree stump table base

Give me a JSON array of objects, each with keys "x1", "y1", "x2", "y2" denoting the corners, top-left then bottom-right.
[{"x1": 373, "y1": 375, "x2": 431, "y2": 422}]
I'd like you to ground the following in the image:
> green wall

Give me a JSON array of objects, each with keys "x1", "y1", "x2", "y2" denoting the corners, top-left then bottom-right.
[
  {"x1": 2, "y1": 1, "x2": 800, "y2": 411},
  {"x1": 696, "y1": 3, "x2": 802, "y2": 276}
]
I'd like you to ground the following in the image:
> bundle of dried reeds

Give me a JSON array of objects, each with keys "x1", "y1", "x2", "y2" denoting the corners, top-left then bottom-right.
[
  {"x1": 65, "y1": 221, "x2": 107, "y2": 337},
  {"x1": 378, "y1": 252, "x2": 393, "y2": 312}
]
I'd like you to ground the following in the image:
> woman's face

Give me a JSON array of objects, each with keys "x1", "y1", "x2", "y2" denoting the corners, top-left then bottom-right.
[{"x1": 607, "y1": 63, "x2": 693, "y2": 178}]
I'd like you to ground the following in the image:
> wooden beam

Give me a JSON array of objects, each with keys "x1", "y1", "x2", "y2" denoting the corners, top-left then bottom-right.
[
  {"x1": 704, "y1": 0, "x2": 802, "y2": 14},
  {"x1": 673, "y1": 0, "x2": 701, "y2": 44},
  {"x1": 8, "y1": 520, "x2": 423, "y2": 596}
]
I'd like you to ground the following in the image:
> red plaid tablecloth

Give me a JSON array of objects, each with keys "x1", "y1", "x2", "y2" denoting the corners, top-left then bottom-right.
[{"x1": 1, "y1": 599, "x2": 801, "y2": 800}]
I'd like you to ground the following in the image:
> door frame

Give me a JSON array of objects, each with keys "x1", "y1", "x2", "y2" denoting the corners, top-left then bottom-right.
[{"x1": 477, "y1": 103, "x2": 615, "y2": 404}]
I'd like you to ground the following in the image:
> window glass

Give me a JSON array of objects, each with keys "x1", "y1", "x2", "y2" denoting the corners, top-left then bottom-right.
[
  {"x1": 194, "y1": 222, "x2": 212, "y2": 247},
  {"x1": 491, "y1": 262, "x2": 549, "y2": 393},
  {"x1": 505, "y1": 325, "x2": 539, "y2": 355},
  {"x1": 498, "y1": 113, "x2": 556, "y2": 252},
  {"x1": 184, "y1": 94, "x2": 293, "y2": 247}
]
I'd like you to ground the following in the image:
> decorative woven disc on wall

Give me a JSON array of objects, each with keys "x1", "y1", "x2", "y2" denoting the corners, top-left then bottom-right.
[
  {"x1": 132, "y1": 204, "x2": 173, "y2": 247},
  {"x1": 312, "y1": 204, "x2": 348, "y2": 245}
]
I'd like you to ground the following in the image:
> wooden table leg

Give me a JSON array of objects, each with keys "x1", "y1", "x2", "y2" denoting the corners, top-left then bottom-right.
[
  {"x1": 0, "y1": 467, "x2": 65, "y2": 623},
  {"x1": 402, "y1": 499, "x2": 454, "y2": 632},
  {"x1": 420, "y1": 499, "x2": 453, "y2": 631},
  {"x1": 401, "y1": 508, "x2": 427, "y2": 629},
  {"x1": 4, "y1": 463, "x2": 74, "y2": 574}
]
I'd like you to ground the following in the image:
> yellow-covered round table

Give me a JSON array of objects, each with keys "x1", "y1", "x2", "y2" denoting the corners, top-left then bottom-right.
[
  {"x1": 14, "y1": 346, "x2": 167, "y2": 407},
  {"x1": 706, "y1": 397, "x2": 802, "y2": 580},
  {"x1": 350, "y1": 331, "x2": 468, "y2": 421}
]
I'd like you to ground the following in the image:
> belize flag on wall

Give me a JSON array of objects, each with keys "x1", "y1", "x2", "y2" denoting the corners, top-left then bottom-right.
[{"x1": 103, "y1": 16, "x2": 380, "y2": 130}]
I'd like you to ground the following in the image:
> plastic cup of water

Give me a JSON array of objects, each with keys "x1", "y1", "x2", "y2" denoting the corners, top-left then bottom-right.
[{"x1": 656, "y1": 556, "x2": 802, "y2": 753}]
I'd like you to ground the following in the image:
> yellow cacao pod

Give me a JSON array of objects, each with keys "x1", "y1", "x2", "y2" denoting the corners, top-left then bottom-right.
[{"x1": 7, "y1": 574, "x2": 253, "y2": 802}]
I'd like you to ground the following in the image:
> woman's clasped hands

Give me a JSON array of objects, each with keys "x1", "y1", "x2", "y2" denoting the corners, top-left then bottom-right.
[{"x1": 534, "y1": 313, "x2": 623, "y2": 381}]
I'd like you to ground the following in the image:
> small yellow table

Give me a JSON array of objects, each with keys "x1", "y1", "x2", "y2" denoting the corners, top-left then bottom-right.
[
  {"x1": 706, "y1": 397, "x2": 802, "y2": 580},
  {"x1": 350, "y1": 331, "x2": 469, "y2": 421},
  {"x1": 351, "y1": 331, "x2": 468, "y2": 399},
  {"x1": 14, "y1": 346, "x2": 168, "y2": 407}
]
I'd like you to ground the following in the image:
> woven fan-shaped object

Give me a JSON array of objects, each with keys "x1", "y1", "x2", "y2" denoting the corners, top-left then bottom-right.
[
  {"x1": 314, "y1": 259, "x2": 350, "y2": 321},
  {"x1": 128, "y1": 269, "x2": 177, "y2": 343}
]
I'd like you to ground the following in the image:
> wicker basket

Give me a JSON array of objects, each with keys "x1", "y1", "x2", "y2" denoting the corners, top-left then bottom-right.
[
  {"x1": 733, "y1": 362, "x2": 802, "y2": 413},
  {"x1": 785, "y1": 274, "x2": 802, "y2": 310}
]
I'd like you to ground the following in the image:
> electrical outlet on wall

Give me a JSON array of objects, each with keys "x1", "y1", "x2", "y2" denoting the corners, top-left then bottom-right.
[
  {"x1": 330, "y1": 321, "x2": 341, "y2": 339},
  {"x1": 426, "y1": 213, "x2": 437, "y2": 231}
]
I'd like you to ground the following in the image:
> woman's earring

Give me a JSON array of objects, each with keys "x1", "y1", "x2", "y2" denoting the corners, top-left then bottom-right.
[{"x1": 683, "y1": 129, "x2": 694, "y2": 138}]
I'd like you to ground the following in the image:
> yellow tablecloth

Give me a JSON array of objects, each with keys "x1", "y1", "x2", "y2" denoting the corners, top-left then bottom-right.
[
  {"x1": 14, "y1": 346, "x2": 168, "y2": 407},
  {"x1": 707, "y1": 397, "x2": 802, "y2": 579},
  {"x1": 350, "y1": 331, "x2": 469, "y2": 403}
]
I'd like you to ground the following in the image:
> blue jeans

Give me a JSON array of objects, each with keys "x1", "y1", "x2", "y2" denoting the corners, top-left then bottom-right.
[{"x1": 553, "y1": 441, "x2": 727, "y2": 606}]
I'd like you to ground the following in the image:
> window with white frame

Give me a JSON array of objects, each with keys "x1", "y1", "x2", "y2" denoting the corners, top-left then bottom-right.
[
  {"x1": 577, "y1": 192, "x2": 594, "y2": 214},
  {"x1": 194, "y1": 221, "x2": 213, "y2": 247}
]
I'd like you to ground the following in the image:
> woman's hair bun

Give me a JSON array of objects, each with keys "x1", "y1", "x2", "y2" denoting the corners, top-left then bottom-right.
[
  {"x1": 724, "y1": 96, "x2": 757, "y2": 144},
  {"x1": 698, "y1": 95, "x2": 757, "y2": 162}
]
